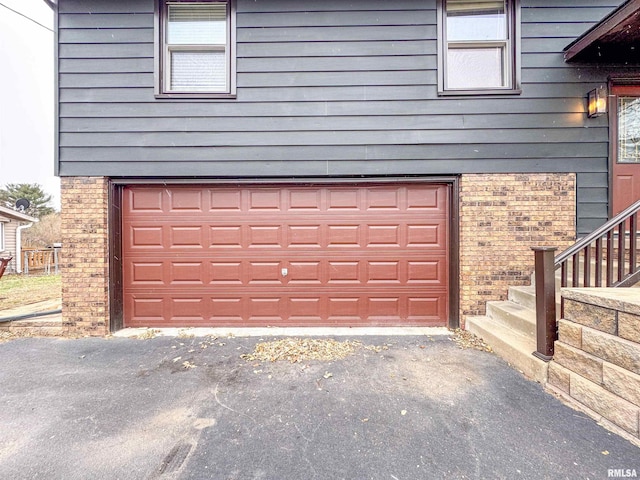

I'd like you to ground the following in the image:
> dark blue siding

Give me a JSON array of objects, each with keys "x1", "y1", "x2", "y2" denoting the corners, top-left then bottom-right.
[{"x1": 56, "y1": 0, "x2": 633, "y2": 234}]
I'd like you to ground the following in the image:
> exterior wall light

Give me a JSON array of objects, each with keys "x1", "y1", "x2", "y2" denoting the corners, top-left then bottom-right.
[{"x1": 587, "y1": 87, "x2": 607, "y2": 118}]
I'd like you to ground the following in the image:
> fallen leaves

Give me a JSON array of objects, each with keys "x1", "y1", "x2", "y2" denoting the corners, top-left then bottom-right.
[
  {"x1": 451, "y1": 329, "x2": 493, "y2": 353},
  {"x1": 136, "y1": 328, "x2": 159, "y2": 340},
  {"x1": 240, "y1": 338, "x2": 380, "y2": 363},
  {"x1": 0, "y1": 330, "x2": 24, "y2": 342}
]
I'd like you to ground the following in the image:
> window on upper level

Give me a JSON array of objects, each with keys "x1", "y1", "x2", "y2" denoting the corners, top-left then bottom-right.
[
  {"x1": 156, "y1": 0, "x2": 236, "y2": 98},
  {"x1": 438, "y1": 0, "x2": 520, "y2": 95}
]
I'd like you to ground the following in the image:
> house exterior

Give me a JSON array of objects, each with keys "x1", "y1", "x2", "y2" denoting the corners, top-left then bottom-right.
[
  {"x1": 49, "y1": 0, "x2": 640, "y2": 335},
  {"x1": 0, "y1": 206, "x2": 37, "y2": 274}
]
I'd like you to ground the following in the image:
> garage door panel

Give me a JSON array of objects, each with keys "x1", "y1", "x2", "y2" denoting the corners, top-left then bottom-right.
[
  {"x1": 327, "y1": 189, "x2": 360, "y2": 210},
  {"x1": 128, "y1": 188, "x2": 164, "y2": 212},
  {"x1": 289, "y1": 297, "x2": 323, "y2": 321},
  {"x1": 123, "y1": 184, "x2": 450, "y2": 327},
  {"x1": 170, "y1": 226, "x2": 205, "y2": 249},
  {"x1": 129, "y1": 262, "x2": 164, "y2": 285},
  {"x1": 129, "y1": 226, "x2": 164, "y2": 249},
  {"x1": 367, "y1": 261, "x2": 401, "y2": 283},
  {"x1": 248, "y1": 226, "x2": 282, "y2": 247},
  {"x1": 210, "y1": 226, "x2": 243, "y2": 248},
  {"x1": 407, "y1": 260, "x2": 446, "y2": 284},
  {"x1": 326, "y1": 225, "x2": 360, "y2": 247},
  {"x1": 210, "y1": 262, "x2": 243, "y2": 285},
  {"x1": 288, "y1": 261, "x2": 322, "y2": 284},
  {"x1": 209, "y1": 190, "x2": 242, "y2": 211},
  {"x1": 248, "y1": 190, "x2": 281, "y2": 210},
  {"x1": 288, "y1": 189, "x2": 322, "y2": 211},
  {"x1": 248, "y1": 297, "x2": 283, "y2": 320},
  {"x1": 129, "y1": 297, "x2": 165, "y2": 323},
  {"x1": 407, "y1": 224, "x2": 446, "y2": 248},
  {"x1": 210, "y1": 298, "x2": 244, "y2": 321},
  {"x1": 287, "y1": 225, "x2": 322, "y2": 247},
  {"x1": 170, "y1": 262, "x2": 205, "y2": 285},
  {"x1": 169, "y1": 189, "x2": 204, "y2": 212},
  {"x1": 366, "y1": 188, "x2": 401, "y2": 210},
  {"x1": 327, "y1": 261, "x2": 361, "y2": 284},
  {"x1": 368, "y1": 297, "x2": 401, "y2": 316},
  {"x1": 171, "y1": 298, "x2": 206, "y2": 321},
  {"x1": 248, "y1": 262, "x2": 281, "y2": 284},
  {"x1": 126, "y1": 290, "x2": 448, "y2": 327},
  {"x1": 407, "y1": 296, "x2": 447, "y2": 324},
  {"x1": 366, "y1": 225, "x2": 401, "y2": 247},
  {"x1": 125, "y1": 256, "x2": 447, "y2": 288},
  {"x1": 406, "y1": 185, "x2": 447, "y2": 212}
]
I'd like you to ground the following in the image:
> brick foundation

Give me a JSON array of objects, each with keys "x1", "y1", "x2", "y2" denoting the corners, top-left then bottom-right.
[
  {"x1": 61, "y1": 177, "x2": 110, "y2": 336},
  {"x1": 459, "y1": 173, "x2": 576, "y2": 324}
]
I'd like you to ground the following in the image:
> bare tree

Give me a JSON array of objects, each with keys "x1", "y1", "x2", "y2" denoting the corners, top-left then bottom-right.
[{"x1": 22, "y1": 213, "x2": 61, "y2": 248}]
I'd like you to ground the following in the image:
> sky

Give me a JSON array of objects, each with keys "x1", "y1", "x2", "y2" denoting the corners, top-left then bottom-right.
[{"x1": 0, "y1": 0, "x2": 57, "y2": 208}]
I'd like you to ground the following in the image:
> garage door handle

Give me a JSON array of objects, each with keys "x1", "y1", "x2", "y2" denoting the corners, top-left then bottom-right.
[{"x1": 281, "y1": 268, "x2": 288, "y2": 277}]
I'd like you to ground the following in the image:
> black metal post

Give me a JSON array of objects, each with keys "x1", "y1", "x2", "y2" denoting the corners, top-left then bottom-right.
[{"x1": 532, "y1": 247, "x2": 557, "y2": 362}]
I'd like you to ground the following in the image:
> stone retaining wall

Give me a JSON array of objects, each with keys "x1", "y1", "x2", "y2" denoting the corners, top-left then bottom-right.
[{"x1": 547, "y1": 288, "x2": 640, "y2": 445}]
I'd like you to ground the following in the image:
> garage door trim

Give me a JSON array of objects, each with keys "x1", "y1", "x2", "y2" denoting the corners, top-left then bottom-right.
[{"x1": 108, "y1": 177, "x2": 460, "y2": 331}]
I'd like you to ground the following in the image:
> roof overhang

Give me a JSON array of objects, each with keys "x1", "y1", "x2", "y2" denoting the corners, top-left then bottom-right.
[
  {"x1": 0, "y1": 206, "x2": 38, "y2": 223},
  {"x1": 564, "y1": 0, "x2": 640, "y2": 63},
  {"x1": 43, "y1": 0, "x2": 57, "y2": 10}
]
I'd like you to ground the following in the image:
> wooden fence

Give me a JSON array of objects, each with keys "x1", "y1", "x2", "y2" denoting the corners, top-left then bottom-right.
[{"x1": 22, "y1": 247, "x2": 61, "y2": 275}]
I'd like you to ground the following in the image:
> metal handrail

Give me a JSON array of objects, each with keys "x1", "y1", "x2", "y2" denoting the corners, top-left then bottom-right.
[
  {"x1": 555, "y1": 198, "x2": 640, "y2": 266},
  {"x1": 532, "y1": 198, "x2": 640, "y2": 361}
]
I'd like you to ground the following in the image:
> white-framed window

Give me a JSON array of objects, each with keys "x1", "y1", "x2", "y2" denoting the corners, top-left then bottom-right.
[
  {"x1": 0, "y1": 222, "x2": 5, "y2": 251},
  {"x1": 439, "y1": 0, "x2": 520, "y2": 94},
  {"x1": 157, "y1": 0, "x2": 235, "y2": 97}
]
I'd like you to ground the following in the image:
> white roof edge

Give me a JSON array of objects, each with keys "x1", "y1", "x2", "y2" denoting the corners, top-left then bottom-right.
[{"x1": 0, "y1": 205, "x2": 38, "y2": 222}]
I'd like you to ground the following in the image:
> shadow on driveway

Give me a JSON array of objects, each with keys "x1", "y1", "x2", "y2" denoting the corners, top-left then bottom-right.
[{"x1": 0, "y1": 334, "x2": 637, "y2": 479}]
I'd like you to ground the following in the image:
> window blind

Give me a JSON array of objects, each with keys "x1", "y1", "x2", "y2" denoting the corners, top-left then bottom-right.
[
  {"x1": 170, "y1": 50, "x2": 227, "y2": 91},
  {"x1": 168, "y1": 3, "x2": 227, "y2": 45}
]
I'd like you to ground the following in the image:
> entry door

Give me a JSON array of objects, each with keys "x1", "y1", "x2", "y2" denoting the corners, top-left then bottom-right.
[{"x1": 612, "y1": 85, "x2": 640, "y2": 216}]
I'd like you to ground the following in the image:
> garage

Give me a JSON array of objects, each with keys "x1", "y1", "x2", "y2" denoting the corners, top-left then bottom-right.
[{"x1": 122, "y1": 183, "x2": 450, "y2": 327}]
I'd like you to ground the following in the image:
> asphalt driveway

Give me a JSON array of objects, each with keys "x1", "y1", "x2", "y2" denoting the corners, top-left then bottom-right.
[{"x1": 0, "y1": 333, "x2": 637, "y2": 480}]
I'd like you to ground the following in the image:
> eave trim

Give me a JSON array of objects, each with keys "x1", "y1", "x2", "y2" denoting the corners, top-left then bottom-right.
[{"x1": 564, "y1": 0, "x2": 640, "y2": 62}]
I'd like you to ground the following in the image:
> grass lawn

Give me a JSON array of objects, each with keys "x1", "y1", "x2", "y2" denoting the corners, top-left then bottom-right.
[{"x1": 0, "y1": 274, "x2": 61, "y2": 311}]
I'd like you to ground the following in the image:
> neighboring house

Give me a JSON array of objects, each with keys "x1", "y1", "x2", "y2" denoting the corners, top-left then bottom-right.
[
  {"x1": 0, "y1": 206, "x2": 37, "y2": 274},
  {"x1": 47, "y1": 0, "x2": 640, "y2": 335}
]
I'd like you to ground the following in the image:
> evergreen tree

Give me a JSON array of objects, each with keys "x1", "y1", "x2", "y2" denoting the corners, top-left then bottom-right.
[{"x1": 0, "y1": 183, "x2": 55, "y2": 218}]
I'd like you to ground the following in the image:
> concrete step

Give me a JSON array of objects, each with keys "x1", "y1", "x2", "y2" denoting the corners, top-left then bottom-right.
[
  {"x1": 507, "y1": 285, "x2": 562, "y2": 318},
  {"x1": 507, "y1": 285, "x2": 537, "y2": 310},
  {"x1": 486, "y1": 300, "x2": 536, "y2": 339},
  {"x1": 466, "y1": 314, "x2": 548, "y2": 383}
]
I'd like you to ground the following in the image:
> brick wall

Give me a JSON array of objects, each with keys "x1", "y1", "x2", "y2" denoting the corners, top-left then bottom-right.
[
  {"x1": 459, "y1": 173, "x2": 576, "y2": 323},
  {"x1": 548, "y1": 289, "x2": 640, "y2": 446},
  {"x1": 61, "y1": 177, "x2": 110, "y2": 336}
]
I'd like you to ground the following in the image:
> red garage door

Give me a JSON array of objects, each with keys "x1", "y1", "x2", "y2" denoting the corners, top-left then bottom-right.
[{"x1": 122, "y1": 184, "x2": 449, "y2": 327}]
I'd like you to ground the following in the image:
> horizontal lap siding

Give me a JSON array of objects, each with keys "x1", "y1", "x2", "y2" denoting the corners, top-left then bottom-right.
[{"x1": 58, "y1": 0, "x2": 628, "y2": 234}]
